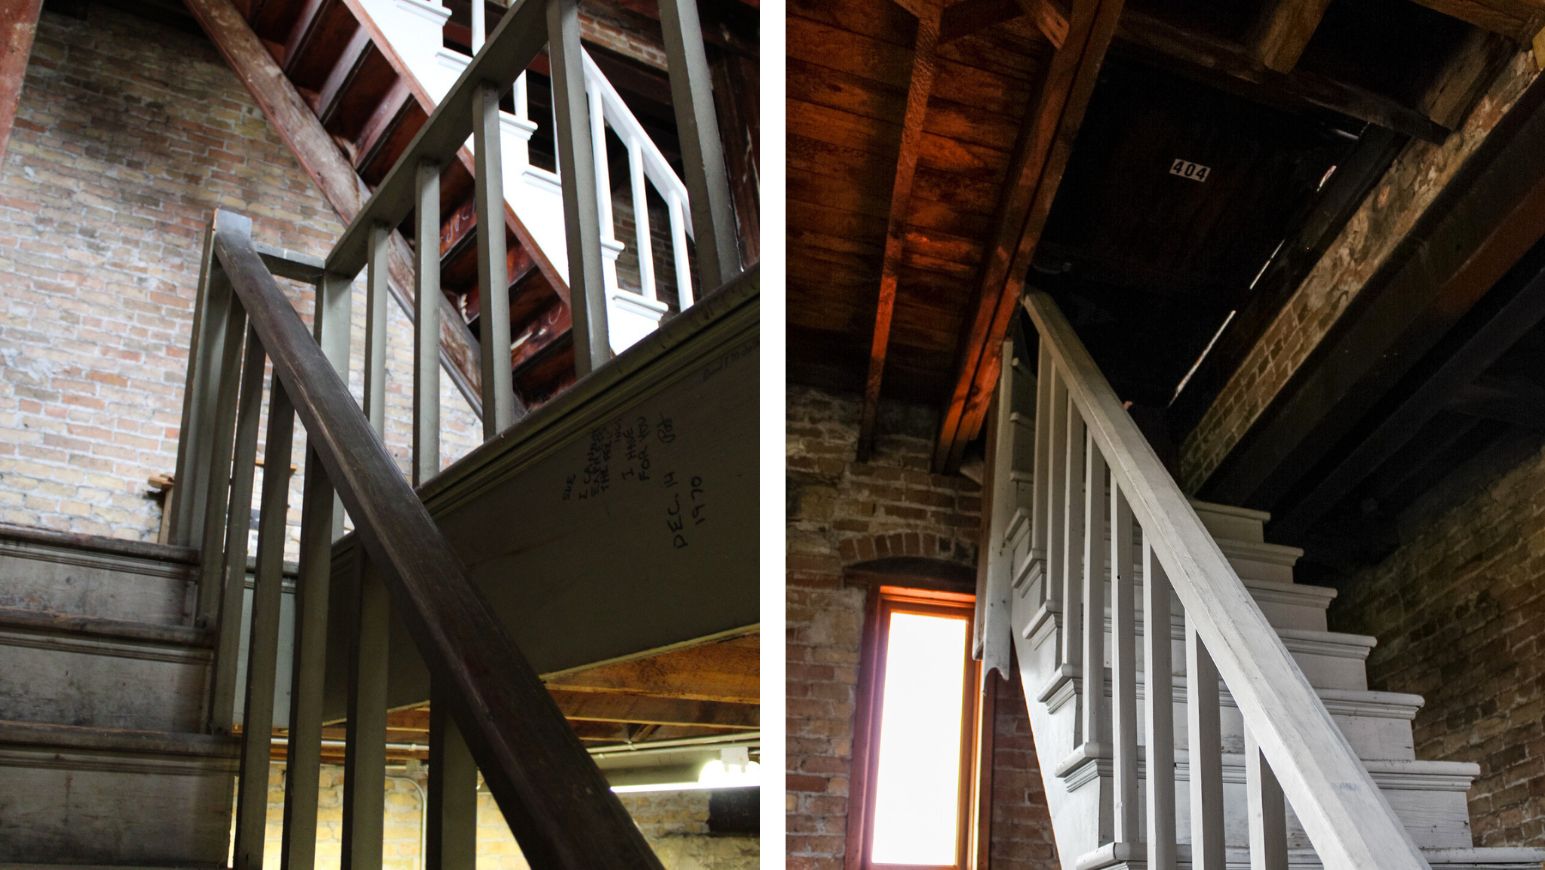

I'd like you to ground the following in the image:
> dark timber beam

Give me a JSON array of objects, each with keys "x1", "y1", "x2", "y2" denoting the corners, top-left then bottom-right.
[
  {"x1": 1446, "y1": 375, "x2": 1545, "y2": 431},
  {"x1": 858, "y1": 0, "x2": 943, "y2": 460},
  {"x1": 1248, "y1": 0, "x2": 1334, "y2": 72},
  {"x1": 1198, "y1": 77, "x2": 1545, "y2": 521},
  {"x1": 183, "y1": 0, "x2": 487, "y2": 416},
  {"x1": 546, "y1": 690, "x2": 759, "y2": 730},
  {"x1": 1115, "y1": 9, "x2": 1449, "y2": 142},
  {"x1": 939, "y1": 0, "x2": 1069, "y2": 48},
  {"x1": 933, "y1": 0, "x2": 1126, "y2": 472},
  {"x1": 0, "y1": 0, "x2": 43, "y2": 168},
  {"x1": 1270, "y1": 251, "x2": 1545, "y2": 542},
  {"x1": 1407, "y1": 0, "x2": 1545, "y2": 42}
]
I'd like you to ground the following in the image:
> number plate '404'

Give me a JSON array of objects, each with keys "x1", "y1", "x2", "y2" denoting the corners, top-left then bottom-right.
[{"x1": 1169, "y1": 158, "x2": 1211, "y2": 182}]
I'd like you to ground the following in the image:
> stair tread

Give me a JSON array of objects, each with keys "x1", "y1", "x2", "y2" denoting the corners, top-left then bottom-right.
[
  {"x1": 0, "y1": 522, "x2": 198, "y2": 566},
  {"x1": 0, "y1": 718, "x2": 237, "y2": 758},
  {"x1": 0, "y1": 606, "x2": 209, "y2": 648},
  {"x1": 1078, "y1": 843, "x2": 1545, "y2": 869}
]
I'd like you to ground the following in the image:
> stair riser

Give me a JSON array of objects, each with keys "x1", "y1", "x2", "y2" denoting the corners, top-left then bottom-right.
[
  {"x1": 1072, "y1": 766, "x2": 1475, "y2": 851},
  {"x1": 0, "y1": 744, "x2": 234, "y2": 865},
  {"x1": 0, "y1": 543, "x2": 194, "y2": 625},
  {"x1": 1086, "y1": 686, "x2": 1417, "y2": 762},
  {"x1": 0, "y1": 629, "x2": 210, "y2": 731}
]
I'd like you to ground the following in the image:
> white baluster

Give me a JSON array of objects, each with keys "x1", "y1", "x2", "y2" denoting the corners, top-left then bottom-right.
[
  {"x1": 628, "y1": 138, "x2": 657, "y2": 300},
  {"x1": 668, "y1": 194, "x2": 694, "y2": 307},
  {"x1": 513, "y1": 72, "x2": 529, "y2": 122},
  {"x1": 471, "y1": 0, "x2": 485, "y2": 54},
  {"x1": 586, "y1": 77, "x2": 622, "y2": 304},
  {"x1": 1080, "y1": 429, "x2": 1105, "y2": 750}
]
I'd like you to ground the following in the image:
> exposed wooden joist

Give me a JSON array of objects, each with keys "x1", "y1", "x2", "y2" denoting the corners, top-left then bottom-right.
[
  {"x1": 546, "y1": 637, "x2": 759, "y2": 705},
  {"x1": 183, "y1": 0, "x2": 488, "y2": 415},
  {"x1": 546, "y1": 689, "x2": 759, "y2": 730},
  {"x1": 1420, "y1": 29, "x2": 1518, "y2": 130},
  {"x1": 1407, "y1": 0, "x2": 1545, "y2": 42},
  {"x1": 1269, "y1": 250, "x2": 1545, "y2": 542},
  {"x1": 939, "y1": 0, "x2": 1069, "y2": 48},
  {"x1": 933, "y1": 0, "x2": 1126, "y2": 472},
  {"x1": 1199, "y1": 77, "x2": 1545, "y2": 517},
  {"x1": 1248, "y1": 0, "x2": 1334, "y2": 73},
  {"x1": 1115, "y1": 9, "x2": 1449, "y2": 142},
  {"x1": 1446, "y1": 375, "x2": 1545, "y2": 430},
  {"x1": 858, "y1": 0, "x2": 944, "y2": 459},
  {"x1": 0, "y1": 0, "x2": 43, "y2": 168}
]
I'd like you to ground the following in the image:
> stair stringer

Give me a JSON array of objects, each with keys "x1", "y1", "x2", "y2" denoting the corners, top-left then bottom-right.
[{"x1": 354, "y1": 0, "x2": 685, "y2": 354}]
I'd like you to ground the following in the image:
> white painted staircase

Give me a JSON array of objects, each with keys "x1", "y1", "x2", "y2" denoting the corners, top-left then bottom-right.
[
  {"x1": 981, "y1": 292, "x2": 1545, "y2": 870},
  {"x1": 0, "y1": 523, "x2": 234, "y2": 866}
]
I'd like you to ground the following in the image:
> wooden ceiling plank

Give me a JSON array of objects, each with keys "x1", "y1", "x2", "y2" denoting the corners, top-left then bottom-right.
[
  {"x1": 1018, "y1": 0, "x2": 1071, "y2": 49},
  {"x1": 1115, "y1": 9, "x2": 1449, "y2": 143},
  {"x1": 1421, "y1": 28, "x2": 1518, "y2": 129},
  {"x1": 0, "y1": 0, "x2": 43, "y2": 169},
  {"x1": 1446, "y1": 375, "x2": 1545, "y2": 430},
  {"x1": 1249, "y1": 0, "x2": 1335, "y2": 73},
  {"x1": 1406, "y1": 0, "x2": 1545, "y2": 41},
  {"x1": 861, "y1": 1, "x2": 944, "y2": 459},
  {"x1": 932, "y1": 0, "x2": 1127, "y2": 471}
]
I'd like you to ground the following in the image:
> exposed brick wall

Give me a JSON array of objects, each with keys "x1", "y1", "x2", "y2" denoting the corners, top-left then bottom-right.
[
  {"x1": 259, "y1": 762, "x2": 760, "y2": 868},
  {"x1": 1178, "y1": 53, "x2": 1541, "y2": 492},
  {"x1": 1330, "y1": 431, "x2": 1545, "y2": 848},
  {"x1": 0, "y1": 6, "x2": 482, "y2": 547},
  {"x1": 786, "y1": 384, "x2": 1057, "y2": 868}
]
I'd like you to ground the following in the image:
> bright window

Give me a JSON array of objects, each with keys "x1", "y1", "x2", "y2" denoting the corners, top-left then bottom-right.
[{"x1": 852, "y1": 586, "x2": 982, "y2": 869}]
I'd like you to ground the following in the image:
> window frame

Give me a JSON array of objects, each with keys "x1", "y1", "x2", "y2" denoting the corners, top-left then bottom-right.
[{"x1": 847, "y1": 583, "x2": 987, "y2": 870}]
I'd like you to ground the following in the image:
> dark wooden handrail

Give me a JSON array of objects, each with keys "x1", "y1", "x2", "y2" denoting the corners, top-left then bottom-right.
[{"x1": 211, "y1": 210, "x2": 661, "y2": 867}]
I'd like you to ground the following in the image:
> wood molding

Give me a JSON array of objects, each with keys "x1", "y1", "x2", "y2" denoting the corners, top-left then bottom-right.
[
  {"x1": 932, "y1": 0, "x2": 1126, "y2": 472},
  {"x1": 859, "y1": 0, "x2": 943, "y2": 459},
  {"x1": 183, "y1": 0, "x2": 488, "y2": 415},
  {"x1": 0, "y1": 0, "x2": 43, "y2": 168}
]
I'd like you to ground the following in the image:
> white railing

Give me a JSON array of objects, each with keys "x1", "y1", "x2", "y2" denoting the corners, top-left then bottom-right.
[
  {"x1": 1004, "y1": 291, "x2": 1428, "y2": 869},
  {"x1": 357, "y1": 0, "x2": 697, "y2": 354}
]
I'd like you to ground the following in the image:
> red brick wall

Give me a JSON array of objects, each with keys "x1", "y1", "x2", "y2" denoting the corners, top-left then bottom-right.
[
  {"x1": 1330, "y1": 432, "x2": 1545, "y2": 847},
  {"x1": 787, "y1": 385, "x2": 1058, "y2": 868}
]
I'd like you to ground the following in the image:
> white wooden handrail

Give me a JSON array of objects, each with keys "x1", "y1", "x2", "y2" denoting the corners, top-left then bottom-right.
[{"x1": 1020, "y1": 291, "x2": 1428, "y2": 869}]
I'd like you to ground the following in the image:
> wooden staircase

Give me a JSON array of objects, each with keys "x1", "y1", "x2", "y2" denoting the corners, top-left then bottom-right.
[
  {"x1": 981, "y1": 293, "x2": 1545, "y2": 869},
  {"x1": 0, "y1": 523, "x2": 235, "y2": 866},
  {"x1": 225, "y1": 0, "x2": 695, "y2": 408}
]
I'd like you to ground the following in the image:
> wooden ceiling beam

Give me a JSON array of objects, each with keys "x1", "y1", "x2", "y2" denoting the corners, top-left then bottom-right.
[
  {"x1": 1445, "y1": 375, "x2": 1545, "y2": 430},
  {"x1": 0, "y1": 0, "x2": 43, "y2": 170},
  {"x1": 1249, "y1": 0, "x2": 1335, "y2": 73},
  {"x1": 932, "y1": 0, "x2": 1127, "y2": 472},
  {"x1": 545, "y1": 637, "x2": 759, "y2": 705},
  {"x1": 858, "y1": 0, "x2": 944, "y2": 459},
  {"x1": 1406, "y1": 0, "x2": 1545, "y2": 42},
  {"x1": 546, "y1": 689, "x2": 760, "y2": 730},
  {"x1": 939, "y1": 0, "x2": 1069, "y2": 48},
  {"x1": 1198, "y1": 79, "x2": 1545, "y2": 533},
  {"x1": 1115, "y1": 9, "x2": 1449, "y2": 142}
]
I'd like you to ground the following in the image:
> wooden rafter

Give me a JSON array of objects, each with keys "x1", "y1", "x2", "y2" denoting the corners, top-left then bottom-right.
[
  {"x1": 1201, "y1": 79, "x2": 1545, "y2": 521},
  {"x1": 1407, "y1": 0, "x2": 1545, "y2": 42},
  {"x1": 1248, "y1": 0, "x2": 1334, "y2": 73},
  {"x1": 0, "y1": 0, "x2": 43, "y2": 168},
  {"x1": 939, "y1": 0, "x2": 1069, "y2": 47},
  {"x1": 858, "y1": 0, "x2": 944, "y2": 459},
  {"x1": 932, "y1": 0, "x2": 1126, "y2": 472},
  {"x1": 1115, "y1": 10, "x2": 1448, "y2": 142}
]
